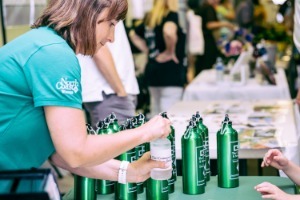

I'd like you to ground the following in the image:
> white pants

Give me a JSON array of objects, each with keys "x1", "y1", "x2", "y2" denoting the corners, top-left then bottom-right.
[{"x1": 149, "y1": 86, "x2": 183, "y2": 117}]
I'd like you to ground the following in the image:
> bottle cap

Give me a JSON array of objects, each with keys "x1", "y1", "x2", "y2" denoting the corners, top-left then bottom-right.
[
  {"x1": 191, "y1": 115, "x2": 197, "y2": 122},
  {"x1": 183, "y1": 121, "x2": 195, "y2": 139},
  {"x1": 109, "y1": 112, "x2": 116, "y2": 120},
  {"x1": 189, "y1": 120, "x2": 196, "y2": 127},
  {"x1": 160, "y1": 111, "x2": 169, "y2": 119},
  {"x1": 119, "y1": 124, "x2": 126, "y2": 131},
  {"x1": 96, "y1": 120, "x2": 104, "y2": 129},
  {"x1": 86, "y1": 123, "x2": 96, "y2": 135},
  {"x1": 126, "y1": 119, "x2": 135, "y2": 129},
  {"x1": 131, "y1": 117, "x2": 138, "y2": 126},
  {"x1": 138, "y1": 113, "x2": 145, "y2": 121},
  {"x1": 195, "y1": 111, "x2": 203, "y2": 121},
  {"x1": 224, "y1": 114, "x2": 230, "y2": 123}
]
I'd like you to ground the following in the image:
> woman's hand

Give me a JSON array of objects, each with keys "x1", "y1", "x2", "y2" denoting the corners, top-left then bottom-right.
[
  {"x1": 51, "y1": 152, "x2": 166, "y2": 182},
  {"x1": 155, "y1": 51, "x2": 179, "y2": 64},
  {"x1": 261, "y1": 149, "x2": 289, "y2": 170},
  {"x1": 255, "y1": 182, "x2": 293, "y2": 200},
  {"x1": 126, "y1": 152, "x2": 167, "y2": 182},
  {"x1": 138, "y1": 115, "x2": 171, "y2": 142},
  {"x1": 223, "y1": 21, "x2": 236, "y2": 30}
]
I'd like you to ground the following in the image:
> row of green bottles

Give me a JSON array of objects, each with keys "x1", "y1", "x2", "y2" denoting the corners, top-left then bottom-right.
[
  {"x1": 76, "y1": 113, "x2": 239, "y2": 199},
  {"x1": 217, "y1": 114, "x2": 239, "y2": 188},
  {"x1": 77, "y1": 112, "x2": 177, "y2": 199},
  {"x1": 74, "y1": 124, "x2": 97, "y2": 200}
]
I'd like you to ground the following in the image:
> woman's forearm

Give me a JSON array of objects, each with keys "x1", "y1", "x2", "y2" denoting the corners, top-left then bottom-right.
[
  {"x1": 78, "y1": 128, "x2": 147, "y2": 167},
  {"x1": 50, "y1": 152, "x2": 160, "y2": 183},
  {"x1": 129, "y1": 30, "x2": 148, "y2": 53},
  {"x1": 207, "y1": 21, "x2": 232, "y2": 30},
  {"x1": 163, "y1": 22, "x2": 178, "y2": 54},
  {"x1": 46, "y1": 107, "x2": 145, "y2": 168},
  {"x1": 45, "y1": 107, "x2": 170, "y2": 168},
  {"x1": 93, "y1": 45, "x2": 126, "y2": 96},
  {"x1": 283, "y1": 161, "x2": 300, "y2": 185},
  {"x1": 51, "y1": 153, "x2": 120, "y2": 180}
]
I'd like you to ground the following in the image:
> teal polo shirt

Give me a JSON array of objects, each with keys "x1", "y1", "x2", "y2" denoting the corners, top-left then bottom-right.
[{"x1": 0, "y1": 27, "x2": 82, "y2": 170}]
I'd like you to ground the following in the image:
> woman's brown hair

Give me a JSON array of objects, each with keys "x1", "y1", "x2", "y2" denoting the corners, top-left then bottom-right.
[{"x1": 32, "y1": 0, "x2": 128, "y2": 55}]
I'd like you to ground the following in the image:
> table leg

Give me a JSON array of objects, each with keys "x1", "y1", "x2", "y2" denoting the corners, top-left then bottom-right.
[{"x1": 239, "y1": 159, "x2": 248, "y2": 176}]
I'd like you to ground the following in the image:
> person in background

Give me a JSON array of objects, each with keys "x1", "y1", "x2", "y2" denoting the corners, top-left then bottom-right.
[
  {"x1": 186, "y1": 0, "x2": 203, "y2": 81},
  {"x1": 235, "y1": 0, "x2": 254, "y2": 30},
  {"x1": 129, "y1": 0, "x2": 186, "y2": 117},
  {"x1": 252, "y1": 0, "x2": 267, "y2": 34},
  {"x1": 194, "y1": 0, "x2": 235, "y2": 75},
  {"x1": 255, "y1": 149, "x2": 300, "y2": 199},
  {"x1": 78, "y1": 21, "x2": 139, "y2": 126},
  {"x1": 0, "y1": 0, "x2": 171, "y2": 183},
  {"x1": 216, "y1": 0, "x2": 235, "y2": 39}
]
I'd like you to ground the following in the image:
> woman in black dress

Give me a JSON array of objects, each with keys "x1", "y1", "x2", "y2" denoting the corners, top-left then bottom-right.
[
  {"x1": 130, "y1": 0, "x2": 186, "y2": 116},
  {"x1": 194, "y1": 0, "x2": 235, "y2": 75}
]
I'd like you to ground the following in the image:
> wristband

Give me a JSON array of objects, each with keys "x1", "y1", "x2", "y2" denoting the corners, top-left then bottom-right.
[{"x1": 118, "y1": 161, "x2": 129, "y2": 184}]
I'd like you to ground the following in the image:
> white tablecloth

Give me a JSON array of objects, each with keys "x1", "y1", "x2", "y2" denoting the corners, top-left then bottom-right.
[
  {"x1": 167, "y1": 100, "x2": 298, "y2": 165},
  {"x1": 183, "y1": 68, "x2": 291, "y2": 101}
]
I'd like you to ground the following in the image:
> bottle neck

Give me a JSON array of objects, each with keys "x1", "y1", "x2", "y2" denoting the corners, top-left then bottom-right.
[{"x1": 221, "y1": 121, "x2": 234, "y2": 133}]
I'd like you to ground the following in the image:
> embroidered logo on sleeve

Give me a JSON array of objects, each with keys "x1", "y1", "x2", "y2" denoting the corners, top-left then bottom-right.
[{"x1": 55, "y1": 78, "x2": 79, "y2": 94}]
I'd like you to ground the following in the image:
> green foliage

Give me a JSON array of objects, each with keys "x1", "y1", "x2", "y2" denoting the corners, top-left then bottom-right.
[{"x1": 253, "y1": 23, "x2": 292, "y2": 44}]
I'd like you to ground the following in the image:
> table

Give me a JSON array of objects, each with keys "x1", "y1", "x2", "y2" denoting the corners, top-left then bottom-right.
[
  {"x1": 183, "y1": 68, "x2": 291, "y2": 101},
  {"x1": 167, "y1": 100, "x2": 298, "y2": 161},
  {"x1": 63, "y1": 176, "x2": 296, "y2": 200}
]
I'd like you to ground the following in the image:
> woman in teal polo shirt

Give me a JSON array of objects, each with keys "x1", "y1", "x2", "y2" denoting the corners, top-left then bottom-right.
[{"x1": 0, "y1": 0, "x2": 171, "y2": 183}]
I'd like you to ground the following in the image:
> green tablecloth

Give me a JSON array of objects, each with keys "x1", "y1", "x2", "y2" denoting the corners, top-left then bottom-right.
[{"x1": 63, "y1": 176, "x2": 295, "y2": 200}]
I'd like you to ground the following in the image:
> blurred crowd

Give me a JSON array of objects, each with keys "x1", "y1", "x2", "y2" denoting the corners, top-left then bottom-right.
[{"x1": 120, "y1": 0, "x2": 294, "y2": 117}]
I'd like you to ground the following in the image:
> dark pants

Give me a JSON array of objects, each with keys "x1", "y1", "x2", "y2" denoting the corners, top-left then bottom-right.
[{"x1": 84, "y1": 93, "x2": 137, "y2": 128}]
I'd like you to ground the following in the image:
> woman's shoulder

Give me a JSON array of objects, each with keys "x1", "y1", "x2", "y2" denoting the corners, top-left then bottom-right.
[
  {"x1": 164, "y1": 11, "x2": 179, "y2": 23},
  {"x1": 166, "y1": 11, "x2": 179, "y2": 18},
  {"x1": 27, "y1": 27, "x2": 68, "y2": 49},
  {"x1": 200, "y1": 3, "x2": 214, "y2": 12}
]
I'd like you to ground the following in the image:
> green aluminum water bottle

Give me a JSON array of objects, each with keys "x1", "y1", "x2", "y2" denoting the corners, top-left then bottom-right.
[
  {"x1": 86, "y1": 123, "x2": 96, "y2": 135},
  {"x1": 181, "y1": 121, "x2": 205, "y2": 194},
  {"x1": 160, "y1": 112, "x2": 176, "y2": 194},
  {"x1": 146, "y1": 178, "x2": 169, "y2": 200},
  {"x1": 217, "y1": 114, "x2": 239, "y2": 188},
  {"x1": 74, "y1": 175, "x2": 96, "y2": 200},
  {"x1": 115, "y1": 121, "x2": 137, "y2": 200},
  {"x1": 191, "y1": 115, "x2": 206, "y2": 187},
  {"x1": 195, "y1": 112, "x2": 210, "y2": 182},
  {"x1": 133, "y1": 114, "x2": 146, "y2": 194},
  {"x1": 96, "y1": 120, "x2": 115, "y2": 194}
]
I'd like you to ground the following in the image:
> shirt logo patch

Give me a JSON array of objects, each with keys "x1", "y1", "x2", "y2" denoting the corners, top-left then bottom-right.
[{"x1": 56, "y1": 78, "x2": 79, "y2": 94}]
